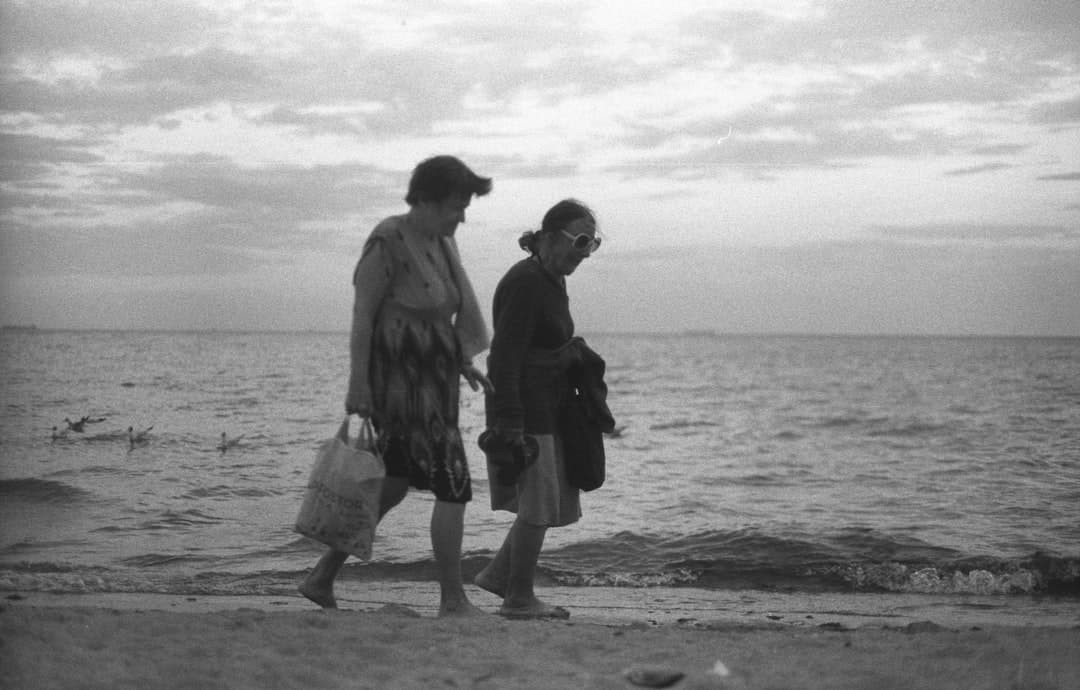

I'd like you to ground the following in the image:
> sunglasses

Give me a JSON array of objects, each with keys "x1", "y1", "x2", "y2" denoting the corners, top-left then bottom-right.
[{"x1": 560, "y1": 229, "x2": 602, "y2": 253}]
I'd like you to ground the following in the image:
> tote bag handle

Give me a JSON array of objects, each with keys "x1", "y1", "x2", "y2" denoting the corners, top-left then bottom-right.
[{"x1": 336, "y1": 416, "x2": 376, "y2": 451}]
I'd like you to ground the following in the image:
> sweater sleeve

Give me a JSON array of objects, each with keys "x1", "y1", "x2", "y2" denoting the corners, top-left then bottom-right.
[
  {"x1": 347, "y1": 235, "x2": 392, "y2": 403},
  {"x1": 487, "y1": 269, "x2": 540, "y2": 434}
]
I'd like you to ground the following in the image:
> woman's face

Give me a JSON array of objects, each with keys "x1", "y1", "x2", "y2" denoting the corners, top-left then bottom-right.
[
  {"x1": 541, "y1": 217, "x2": 598, "y2": 276},
  {"x1": 415, "y1": 194, "x2": 471, "y2": 237}
]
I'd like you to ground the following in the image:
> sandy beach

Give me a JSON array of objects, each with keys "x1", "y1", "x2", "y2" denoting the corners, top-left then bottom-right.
[{"x1": 3, "y1": 584, "x2": 1078, "y2": 689}]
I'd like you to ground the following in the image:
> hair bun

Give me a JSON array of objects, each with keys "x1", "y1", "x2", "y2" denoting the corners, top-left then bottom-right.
[{"x1": 518, "y1": 230, "x2": 538, "y2": 253}]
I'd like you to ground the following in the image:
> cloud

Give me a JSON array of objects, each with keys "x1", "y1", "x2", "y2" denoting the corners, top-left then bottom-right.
[
  {"x1": 1, "y1": 1, "x2": 1077, "y2": 334},
  {"x1": 122, "y1": 47, "x2": 261, "y2": 85},
  {"x1": 1, "y1": 161, "x2": 406, "y2": 286},
  {"x1": 254, "y1": 107, "x2": 370, "y2": 138},
  {"x1": 799, "y1": 0, "x2": 1080, "y2": 50},
  {"x1": 1, "y1": 50, "x2": 267, "y2": 127},
  {"x1": 3, "y1": 1, "x2": 1074, "y2": 173},
  {"x1": 971, "y1": 143, "x2": 1030, "y2": 156},
  {"x1": 2, "y1": 221, "x2": 258, "y2": 278},
  {"x1": 872, "y1": 223, "x2": 1080, "y2": 246},
  {"x1": 607, "y1": 117, "x2": 967, "y2": 180},
  {"x1": 0, "y1": 0, "x2": 221, "y2": 57},
  {"x1": 1, "y1": 152, "x2": 407, "y2": 291},
  {"x1": 1, "y1": 4, "x2": 493, "y2": 132},
  {"x1": 1030, "y1": 97, "x2": 1080, "y2": 124},
  {"x1": 1037, "y1": 171, "x2": 1080, "y2": 181},
  {"x1": 0, "y1": 131, "x2": 103, "y2": 184},
  {"x1": 573, "y1": 238, "x2": 1080, "y2": 336},
  {"x1": 108, "y1": 155, "x2": 385, "y2": 215},
  {"x1": 587, "y1": 1, "x2": 1080, "y2": 182},
  {"x1": 943, "y1": 163, "x2": 1014, "y2": 177}
]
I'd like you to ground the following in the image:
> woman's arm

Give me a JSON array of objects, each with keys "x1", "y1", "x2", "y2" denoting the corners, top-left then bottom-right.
[
  {"x1": 345, "y1": 237, "x2": 391, "y2": 416},
  {"x1": 488, "y1": 269, "x2": 540, "y2": 439}
]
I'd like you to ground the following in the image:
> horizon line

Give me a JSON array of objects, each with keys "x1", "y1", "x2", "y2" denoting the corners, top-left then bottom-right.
[{"x1": 3, "y1": 325, "x2": 1078, "y2": 340}]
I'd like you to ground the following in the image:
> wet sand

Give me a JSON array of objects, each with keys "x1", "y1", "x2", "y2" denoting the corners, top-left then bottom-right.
[{"x1": 3, "y1": 585, "x2": 1079, "y2": 688}]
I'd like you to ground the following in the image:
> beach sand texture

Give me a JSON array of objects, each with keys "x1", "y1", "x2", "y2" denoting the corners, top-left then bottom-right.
[{"x1": 3, "y1": 587, "x2": 1079, "y2": 689}]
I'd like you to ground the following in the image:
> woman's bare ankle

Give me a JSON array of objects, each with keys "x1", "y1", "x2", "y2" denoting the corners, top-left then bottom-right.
[
  {"x1": 473, "y1": 567, "x2": 507, "y2": 598},
  {"x1": 299, "y1": 575, "x2": 338, "y2": 609},
  {"x1": 438, "y1": 597, "x2": 486, "y2": 618}
]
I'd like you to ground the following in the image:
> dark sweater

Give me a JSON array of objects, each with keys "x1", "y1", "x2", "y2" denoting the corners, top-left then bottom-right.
[{"x1": 486, "y1": 258, "x2": 575, "y2": 435}]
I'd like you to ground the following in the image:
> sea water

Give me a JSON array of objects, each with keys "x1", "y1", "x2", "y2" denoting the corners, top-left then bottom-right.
[{"x1": 1, "y1": 330, "x2": 1078, "y2": 597}]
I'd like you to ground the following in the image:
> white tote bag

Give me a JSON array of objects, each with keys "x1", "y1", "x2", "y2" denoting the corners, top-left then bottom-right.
[{"x1": 295, "y1": 417, "x2": 385, "y2": 559}]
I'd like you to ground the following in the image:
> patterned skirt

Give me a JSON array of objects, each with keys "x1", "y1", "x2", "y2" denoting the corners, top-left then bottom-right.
[{"x1": 369, "y1": 307, "x2": 471, "y2": 503}]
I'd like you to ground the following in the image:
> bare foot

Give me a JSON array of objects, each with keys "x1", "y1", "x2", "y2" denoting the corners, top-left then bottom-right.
[
  {"x1": 472, "y1": 567, "x2": 506, "y2": 598},
  {"x1": 497, "y1": 598, "x2": 570, "y2": 620},
  {"x1": 298, "y1": 579, "x2": 338, "y2": 609},
  {"x1": 438, "y1": 599, "x2": 488, "y2": 618}
]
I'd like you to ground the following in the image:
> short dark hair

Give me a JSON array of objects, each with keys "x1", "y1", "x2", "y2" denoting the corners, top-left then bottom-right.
[
  {"x1": 405, "y1": 155, "x2": 492, "y2": 205},
  {"x1": 540, "y1": 198, "x2": 594, "y2": 234},
  {"x1": 519, "y1": 199, "x2": 596, "y2": 255}
]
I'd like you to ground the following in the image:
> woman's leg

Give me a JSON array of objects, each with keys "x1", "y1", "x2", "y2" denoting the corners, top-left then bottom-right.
[
  {"x1": 299, "y1": 476, "x2": 410, "y2": 608},
  {"x1": 503, "y1": 517, "x2": 548, "y2": 609},
  {"x1": 298, "y1": 549, "x2": 348, "y2": 608},
  {"x1": 473, "y1": 525, "x2": 513, "y2": 597},
  {"x1": 496, "y1": 517, "x2": 567, "y2": 618},
  {"x1": 430, "y1": 499, "x2": 484, "y2": 617},
  {"x1": 484, "y1": 518, "x2": 566, "y2": 619},
  {"x1": 475, "y1": 518, "x2": 551, "y2": 605}
]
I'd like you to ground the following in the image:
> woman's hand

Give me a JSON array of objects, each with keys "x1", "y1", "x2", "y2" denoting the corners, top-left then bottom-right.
[
  {"x1": 461, "y1": 362, "x2": 494, "y2": 395},
  {"x1": 345, "y1": 387, "x2": 373, "y2": 417}
]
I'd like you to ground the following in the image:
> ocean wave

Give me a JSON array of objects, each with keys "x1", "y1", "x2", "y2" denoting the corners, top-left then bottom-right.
[
  {"x1": 0, "y1": 538, "x2": 90, "y2": 556},
  {"x1": 180, "y1": 485, "x2": 288, "y2": 500},
  {"x1": 648, "y1": 420, "x2": 720, "y2": 431},
  {"x1": 0, "y1": 478, "x2": 95, "y2": 504},
  {"x1": 0, "y1": 563, "x2": 301, "y2": 596},
  {"x1": 118, "y1": 553, "x2": 219, "y2": 568},
  {"x1": 2, "y1": 547, "x2": 1077, "y2": 598},
  {"x1": 814, "y1": 415, "x2": 869, "y2": 429},
  {"x1": 865, "y1": 419, "x2": 949, "y2": 438},
  {"x1": 49, "y1": 465, "x2": 136, "y2": 478},
  {"x1": 809, "y1": 415, "x2": 950, "y2": 439},
  {"x1": 135, "y1": 509, "x2": 226, "y2": 530},
  {"x1": 823, "y1": 562, "x2": 1043, "y2": 595},
  {"x1": 533, "y1": 530, "x2": 1080, "y2": 596},
  {"x1": 723, "y1": 472, "x2": 802, "y2": 487}
]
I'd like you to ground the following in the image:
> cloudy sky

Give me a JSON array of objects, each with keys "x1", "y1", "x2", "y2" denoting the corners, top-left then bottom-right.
[{"x1": 1, "y1": 0, "x2": 1078, "y2": 336}]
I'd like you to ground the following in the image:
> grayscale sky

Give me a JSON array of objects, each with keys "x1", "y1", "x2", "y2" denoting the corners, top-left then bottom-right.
[{"x1": 1, "y1": 0, "x2": 1078, "y2": 336}]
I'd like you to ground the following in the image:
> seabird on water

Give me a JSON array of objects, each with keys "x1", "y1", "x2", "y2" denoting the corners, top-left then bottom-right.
[
  {"x1": 217, "y1": 432, "x2": 244, "y2": 453},
  {"x1": 128, "y1": 425, "x2": 154, "y2": 450}
]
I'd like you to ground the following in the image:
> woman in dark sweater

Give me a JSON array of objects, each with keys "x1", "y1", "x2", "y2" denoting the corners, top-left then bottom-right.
[{"x1": 474, "y1": 199, "x2": 601, "y2": 619}]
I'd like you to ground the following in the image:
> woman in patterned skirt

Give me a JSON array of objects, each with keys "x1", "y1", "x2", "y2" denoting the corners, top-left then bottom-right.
[{"x1": 300, "y1": 155, "x2": 493, "y2": 617}]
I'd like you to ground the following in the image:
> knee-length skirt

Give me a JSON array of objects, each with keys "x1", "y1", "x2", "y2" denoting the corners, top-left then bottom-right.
[
  {"x1": 370, "y1": 313, "x2": 471, "y2": 503},
  {"x1": 488, "y1": 432, "x2": 581, "y2": 527}
]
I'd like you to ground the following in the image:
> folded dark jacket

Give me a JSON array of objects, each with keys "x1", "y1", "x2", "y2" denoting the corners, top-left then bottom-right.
[
  {"x1": 565, "y1": 339, "x2": 615, "y2": 431},
  {"x1": 486, "y1": 336, "x2": 614, "y2": 491},
  {"x1": 560, "y1": 338, "x2": 615, "y2": 491}
]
